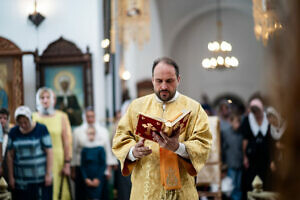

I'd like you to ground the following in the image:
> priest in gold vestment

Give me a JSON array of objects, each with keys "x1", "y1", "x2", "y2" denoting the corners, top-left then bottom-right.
[{"x1": 112, "y1": 57, "x2": 212, "y2": 200}]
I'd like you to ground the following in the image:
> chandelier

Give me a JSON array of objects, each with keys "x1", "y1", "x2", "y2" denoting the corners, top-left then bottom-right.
[
  {"x1": 252, "y1": 0, "x2": 283, "y2": 46},
  {"x1": 117, "y1": 0, "x2": 150, "y2": 48},
  {"x1": 202, "y1": 0, "x2": 239, "y2": 69}
]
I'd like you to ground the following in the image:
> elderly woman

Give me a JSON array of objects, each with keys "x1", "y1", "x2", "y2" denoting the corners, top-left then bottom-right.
[
  {"x1": 7, "y1": 106, "x2": 53, "y2": 200},
  {"x1": 32, "y1": 87, "x2": 72, "y2": 200},
  {"x1": 266, "y1": 107, "x2": 286, "y2": 142},
  {"x1": 266, "y1": 107, "x2": 286, "y2": 173}
]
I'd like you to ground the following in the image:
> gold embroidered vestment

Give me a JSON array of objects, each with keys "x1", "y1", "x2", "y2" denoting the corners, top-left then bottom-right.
[{"x1": 112, "y1": 94, "x2": 212, "y2": 200}]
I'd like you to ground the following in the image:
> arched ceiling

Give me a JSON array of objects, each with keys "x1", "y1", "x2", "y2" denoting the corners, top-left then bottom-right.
[{"x1": 155, "y1": 0, "x2": 253, "y2": 55}]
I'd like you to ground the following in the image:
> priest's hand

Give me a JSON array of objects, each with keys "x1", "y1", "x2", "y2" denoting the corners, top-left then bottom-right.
[
  {"x1": 152, "y1": 128, "x2": 180, "y2": 152},
  {"x1": 132, "y1": 138, "x2": 152, "y2": 159}
]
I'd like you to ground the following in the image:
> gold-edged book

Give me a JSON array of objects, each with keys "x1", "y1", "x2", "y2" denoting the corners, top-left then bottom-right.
[{"x1": 135, "y1": 110, "x2": 191, "y2": 141}]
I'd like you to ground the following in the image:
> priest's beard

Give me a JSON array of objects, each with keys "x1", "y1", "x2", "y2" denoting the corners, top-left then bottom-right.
[{"x1": 155, "y1": 89, "x2": 176, "y2": 102}]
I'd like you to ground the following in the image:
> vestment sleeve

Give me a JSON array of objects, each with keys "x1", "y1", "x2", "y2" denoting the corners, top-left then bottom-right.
[
  {"x1": 181, "y1": 104, "x2": 212, "y2": 176},
  {"x1": 112, "y1": 103, "x2": 137, "y2": 176}
]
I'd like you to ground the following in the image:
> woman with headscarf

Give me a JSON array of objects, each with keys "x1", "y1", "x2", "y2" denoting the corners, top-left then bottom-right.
[
  {"x1": 7, "y1": 106, "x2": 53, "y2": 200},
  {"x1": 32, "y1": 87, "x2": 72, "y2": 200},
  {"x1": 240, "y1": 97, "x2": 272, "y2": 198},
  {"x1": 266, "y1": 107, "x2": 286, "y2": 173},
  {"x1": 266, "y1": 107, "x2": 286, "y2": 142}
]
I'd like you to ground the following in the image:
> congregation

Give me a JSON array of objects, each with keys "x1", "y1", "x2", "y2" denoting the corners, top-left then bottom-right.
[
  {"x1": 0, "y1": 86, "x2": 285, "y2": 200},
  {"x1": 2, "y1": 0, "x2": 299, "y2": 199}
]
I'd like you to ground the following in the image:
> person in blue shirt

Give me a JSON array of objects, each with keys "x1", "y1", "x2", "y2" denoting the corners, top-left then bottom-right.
[
  {"x1": 80, "y1": 126, "x2": 106, "y2": 200},
  {"x1": 222, "y1": 112, "x2": 244, "y2": 200},
  {"x1": 6, "y1": 106, "x2": 53, "y2": 200}
]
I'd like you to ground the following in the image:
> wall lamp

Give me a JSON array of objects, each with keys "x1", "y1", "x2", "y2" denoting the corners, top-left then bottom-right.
[{"x1": 28, "y1": 0, "x2": 45, "y2": 27}]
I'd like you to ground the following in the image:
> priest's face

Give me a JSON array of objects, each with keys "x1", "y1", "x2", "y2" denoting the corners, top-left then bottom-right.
[{"x1": 152, "y1": 62, "x2": 180, "y2": 102}]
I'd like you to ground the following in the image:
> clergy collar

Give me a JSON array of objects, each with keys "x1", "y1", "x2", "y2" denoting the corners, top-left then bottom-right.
[
  {"x1": 155, "y1": 91, "x2": 180, "y2": 103},
  {"x1": 248, "y1": 112, "x2": 269, "y2": 137}
]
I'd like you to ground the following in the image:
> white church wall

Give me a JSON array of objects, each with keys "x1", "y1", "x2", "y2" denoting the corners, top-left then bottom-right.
[
  {"x1": 123, "y1": 0, "x2": 163, "y2": 99},
  {"x1": 0, "y1": 0, "x2": 106, "y2": 121}
]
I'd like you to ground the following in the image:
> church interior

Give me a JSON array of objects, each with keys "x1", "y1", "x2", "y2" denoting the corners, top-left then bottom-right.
[{"x1": 0, "y1": 0, "x2": 299, "y2": 200}]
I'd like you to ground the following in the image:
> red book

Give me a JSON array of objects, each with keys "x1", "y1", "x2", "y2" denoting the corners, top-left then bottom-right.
[{"x1": 135, "y1": 110, "x2": 191, "y2": 141}]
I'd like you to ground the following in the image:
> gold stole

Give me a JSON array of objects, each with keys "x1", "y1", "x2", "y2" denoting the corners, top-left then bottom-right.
[
  {"x1": 159, "y1": 114, "x2": 183, "y2": 190},
  {"x1": 160, "y1": 148, "x2": 181, "y2": 190}
]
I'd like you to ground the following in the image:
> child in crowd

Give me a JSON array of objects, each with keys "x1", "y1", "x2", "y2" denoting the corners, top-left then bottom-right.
[
  {"x1": 80, "y1": 126, "x2": 106, "y2": 200},
  {"x1": 221, "y1": 112, "x2": 243, "y2": 200}
]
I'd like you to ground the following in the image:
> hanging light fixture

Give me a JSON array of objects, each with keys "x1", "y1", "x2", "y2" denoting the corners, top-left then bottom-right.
[
  {"x1": 126, "y1": 0, "x2": 143, "y2": 16},
  {"x1": 202, "y1": 0, "x2": 239, "y2": 69},
  {"x1": 117, "y1": 0, "x2": 150, "y2": 48},
  {"x1": 252, "y1": 0, "x2": 283, "y2": 46}
]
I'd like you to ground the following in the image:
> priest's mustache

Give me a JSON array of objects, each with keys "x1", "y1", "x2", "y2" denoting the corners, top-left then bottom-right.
[{"x1": 159, "y1": 90, "x2": 169, "y2": 93}]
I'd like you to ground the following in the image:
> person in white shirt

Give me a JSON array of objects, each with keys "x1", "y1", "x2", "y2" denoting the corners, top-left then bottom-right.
[{"x1": 71, "y1": 107, "x2": 117, "y2": 200}]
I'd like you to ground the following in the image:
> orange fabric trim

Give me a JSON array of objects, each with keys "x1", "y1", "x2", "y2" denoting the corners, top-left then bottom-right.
[
  {"x1": 122, "y1": 159, "x2": 136, "y2": 176},
  {"x1": 160, "y1": 147, "x2": 182, "y2": 190},
  {"x1": 178, "y1": 157, "x2": 197, "y2": 176}
]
